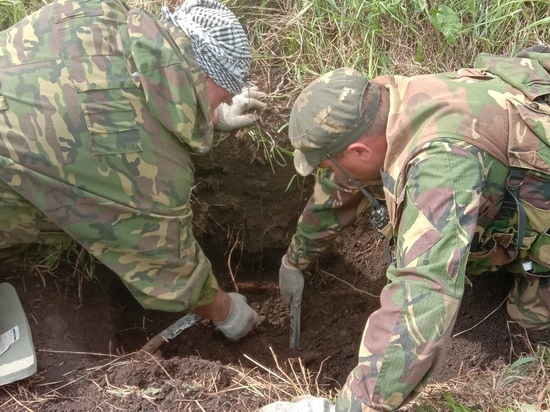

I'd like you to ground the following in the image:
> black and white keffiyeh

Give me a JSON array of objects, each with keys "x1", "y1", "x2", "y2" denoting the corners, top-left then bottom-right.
[{"x1": 164, "y1": 0, "x2": 251, "y2": 95}]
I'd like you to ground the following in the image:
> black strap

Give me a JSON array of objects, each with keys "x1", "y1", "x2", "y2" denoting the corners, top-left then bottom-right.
[{"x1": 505, "y1": 167, "x2": 526, "y2": 259}]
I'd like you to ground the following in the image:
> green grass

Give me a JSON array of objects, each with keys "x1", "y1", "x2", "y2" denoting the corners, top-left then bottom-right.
[
  {"x1": 0, "y1": 0, "x2": 34, "y2": 30},
  {"x1": 236, "y1": 0, "x2": 549, "y2": 77}
]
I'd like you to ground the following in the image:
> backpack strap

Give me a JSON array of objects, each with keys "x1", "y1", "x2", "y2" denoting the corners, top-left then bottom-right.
[{"x1": 504, "y1": 167, "x2": 527, "y2": 259}]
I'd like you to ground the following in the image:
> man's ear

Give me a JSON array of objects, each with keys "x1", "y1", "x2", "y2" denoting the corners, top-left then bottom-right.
[{"x1": 346, "y1": 142, "x2": 372, "y2": 161}]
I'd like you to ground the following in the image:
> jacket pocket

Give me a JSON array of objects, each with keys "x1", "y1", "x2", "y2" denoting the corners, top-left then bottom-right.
[
  {"x1": 529, "y1": 230, "x2": 550, "y2": 269},
  {"x1": 81, "y1": 99, "x2": 142, "y2": 155}
]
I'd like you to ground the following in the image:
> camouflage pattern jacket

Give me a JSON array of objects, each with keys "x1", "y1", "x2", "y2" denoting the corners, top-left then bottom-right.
[
  {"x1": 0, "y1": 0, "x2": 220, "y2": 312},
  {"x1": 287, "y1": 50, "x2": 550, "y2": 411}
]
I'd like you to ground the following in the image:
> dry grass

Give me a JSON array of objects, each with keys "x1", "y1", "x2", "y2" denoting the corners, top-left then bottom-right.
[
  {"x1": 407, "y1": 339, "x2": 550, "y2": 412},
  {"x1": 0, "y1": 349, "x2": 334, "y2": 411},
  {"x1": 1, "y1": 340, "x2": 547, "y2": 411}
]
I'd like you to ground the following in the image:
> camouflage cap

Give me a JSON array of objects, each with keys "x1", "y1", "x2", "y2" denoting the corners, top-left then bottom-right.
[{"x1": 289, "y1": 68, "x2": 380, "y2": 176}]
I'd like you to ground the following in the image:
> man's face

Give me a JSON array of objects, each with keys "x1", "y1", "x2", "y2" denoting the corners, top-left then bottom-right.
[{"x1": 205, "y1": 77, "x2": 234, "y2": 113}]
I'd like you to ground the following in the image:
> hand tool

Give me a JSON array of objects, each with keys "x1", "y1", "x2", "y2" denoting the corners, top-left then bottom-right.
[
  {"x1": 140, "y1": 313, "x2": 198, "y2": 353},
  {"x1": 289, "y1": 303, "x2": 301, "y2": 349}
]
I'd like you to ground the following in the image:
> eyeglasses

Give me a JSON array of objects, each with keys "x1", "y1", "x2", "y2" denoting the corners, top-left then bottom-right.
[
  {"x1": 325, "y1": 153, "x2": 389, "y2": 239},
  {"x1": 324, "y1": 153, "x2": 377, "y2": 203}
]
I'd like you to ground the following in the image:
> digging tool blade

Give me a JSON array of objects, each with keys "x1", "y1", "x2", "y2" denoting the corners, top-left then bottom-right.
[
  {"x1": 289, "y1": 303, "x2": 301, "y2": 349},
  {"x1": 141, "y1": 313, "x2": 198, "y2": 353}
]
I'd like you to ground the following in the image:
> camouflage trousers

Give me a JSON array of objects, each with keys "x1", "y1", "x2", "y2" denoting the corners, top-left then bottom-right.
[
  {"x1": 0, "y1": 138, "x2": 219, "y2": 314},
  {"x1": 0, "y1": 143, "x2": 219, "y2": 313},
  {"x1": 508, "y1": 273, "x2": 550, "y2": 329}
]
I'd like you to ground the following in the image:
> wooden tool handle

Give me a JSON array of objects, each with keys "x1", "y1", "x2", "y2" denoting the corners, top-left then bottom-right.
[{"x1": 140, "y1": 333, "x2": 168, "y2": 353}]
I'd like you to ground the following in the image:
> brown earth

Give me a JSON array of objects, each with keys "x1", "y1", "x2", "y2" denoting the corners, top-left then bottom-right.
[{"x1": 0, "y1": 71, "x2": 545, "y2": 411}]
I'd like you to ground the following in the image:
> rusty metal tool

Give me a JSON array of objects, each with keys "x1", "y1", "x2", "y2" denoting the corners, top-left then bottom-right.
[
  {"x1": 289, "y1": 303, "x2": 301, "y2": 349},
  {"x1": 140, "y1": 313, "x2": 198, "y2": 353}
]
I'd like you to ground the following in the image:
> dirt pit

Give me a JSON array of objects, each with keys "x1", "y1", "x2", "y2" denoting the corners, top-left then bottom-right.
[{"x1": 0, "y1": 130, "x2": 543, "y2": 412}]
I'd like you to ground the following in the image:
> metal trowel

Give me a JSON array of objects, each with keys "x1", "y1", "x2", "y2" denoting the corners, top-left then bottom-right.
[
  {"x1": 140, "y1": 313, "x2": 198, "y2": 353},
  {"x1": 289, "y1": 303, "x2": 301, "y2": 349}
]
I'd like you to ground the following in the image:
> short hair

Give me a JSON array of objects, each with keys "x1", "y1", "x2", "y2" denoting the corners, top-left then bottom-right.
[{"x1": 361, "y1": 83, "x2": 387, "y2": 138}]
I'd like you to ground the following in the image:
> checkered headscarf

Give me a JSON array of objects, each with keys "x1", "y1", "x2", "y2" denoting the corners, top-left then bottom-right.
[{"x1": 164, "y1": 0, "x2": 251, "y2": 95}]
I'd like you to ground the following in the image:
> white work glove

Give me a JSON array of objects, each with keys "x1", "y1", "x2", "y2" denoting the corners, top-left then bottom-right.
[
  {"x1": 214, "y1": 293, "x2": 259, "y2": 341},
  {"x1": 259, "y1": 396, "x2": 335, "y2": 412},
  {"x1": 279, "y1": 255, "x2": 304, "y2": 307},
  {"x1": 216, "y1": 86, "x2": 267, "y2": 131}
]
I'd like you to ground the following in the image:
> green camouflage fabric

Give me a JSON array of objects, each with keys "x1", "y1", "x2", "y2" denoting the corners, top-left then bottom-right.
[
  {"x1": 0, "y1": 0, "x2": 221, "y2": 312},
  {"x1": 287, "y1": 50, "x2": 550, "y2": 411}
]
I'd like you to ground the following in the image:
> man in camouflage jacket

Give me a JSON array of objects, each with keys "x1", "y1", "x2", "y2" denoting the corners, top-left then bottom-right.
[
  {"x1": 0, "y1": 0, "x2": 264, "y2": 341},
  {"x1": 276, "y1": 46, "x2": 550, "y2": 411}
]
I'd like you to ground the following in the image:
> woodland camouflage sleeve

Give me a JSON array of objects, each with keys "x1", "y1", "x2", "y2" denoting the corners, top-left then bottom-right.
[
  {"x1": 286, "y1": 169, "x2": 381, "y2": 269},
  {"x1": 336, "y1": 141, "x2": 484, "y2": 411}
]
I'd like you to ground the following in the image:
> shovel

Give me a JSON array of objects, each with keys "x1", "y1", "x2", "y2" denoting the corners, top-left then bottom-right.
[{"x1": 141, "y1": 313, "x2": 198, "y2": 353}]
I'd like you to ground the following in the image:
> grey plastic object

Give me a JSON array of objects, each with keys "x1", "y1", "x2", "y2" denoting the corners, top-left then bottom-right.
[{"x1": 0, "y1": 282, "x2": 37, "y2": 385}]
